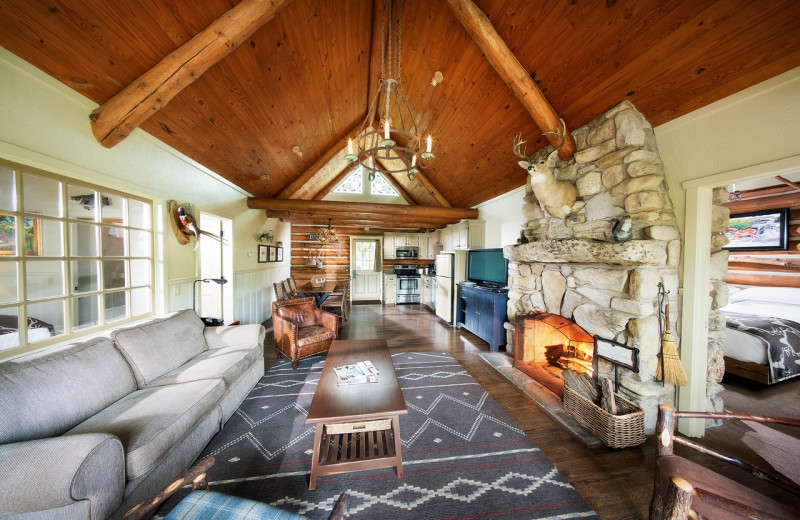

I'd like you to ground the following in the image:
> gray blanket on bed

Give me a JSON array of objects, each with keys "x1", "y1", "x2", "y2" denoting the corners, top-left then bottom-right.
[{"x1": 726, "y1": 312, "x2": 800, "y2": 383}]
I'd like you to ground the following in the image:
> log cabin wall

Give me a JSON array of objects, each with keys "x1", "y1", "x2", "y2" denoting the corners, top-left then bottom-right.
[
  {"x1": 290, "y1": 225, "x2": 361, "y2": 286},
  {"x1": 723, "y1": 190, "x2": 800, "y2": 288}
]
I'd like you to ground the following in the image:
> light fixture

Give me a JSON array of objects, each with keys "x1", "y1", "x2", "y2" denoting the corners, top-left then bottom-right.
[
  {"x1": 192, "y1": 277, "x2": 228, "y2": 313},
  {"x1": 345, "y1": 0, "x2": 434, "y2": 182},
  {"x1": 728, "y1": 184, "x2": 742, "y2": 201},
  {"x1": 317, "y1": 219, "x2": 339, "y2": 244}
]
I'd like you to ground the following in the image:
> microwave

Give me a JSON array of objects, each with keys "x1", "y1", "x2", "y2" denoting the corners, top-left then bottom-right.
[{"x1": 395, "y1": 246, "x2": 419, "y2": 258}]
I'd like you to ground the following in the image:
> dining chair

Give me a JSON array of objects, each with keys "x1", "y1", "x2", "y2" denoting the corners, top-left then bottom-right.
[
  {"x1": 321, "y1": 279, "x2": 349, "y2": 323},
  {"x1": 283, "y1": 277, "x2": 298, "y2": 299},
  {"x1": 273, "y1": 281, "x2": 286, "y2": 302},
  {"x1": 124, "y1": 457, "x2": 348, "y2": 520}
]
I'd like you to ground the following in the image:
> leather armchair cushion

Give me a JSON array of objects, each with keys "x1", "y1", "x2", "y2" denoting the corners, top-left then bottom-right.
[
  {"x1": 276, "y1": 299, "x2": 316, "y2": 327},
  {"x1": 297, "y1": 326, "x2": 335, "y2": 347}
]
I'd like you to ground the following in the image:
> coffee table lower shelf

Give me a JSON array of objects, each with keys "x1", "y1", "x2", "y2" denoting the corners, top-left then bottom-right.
[{"x1": 309, "y1": 417, "x2": 403, "y2": 490}]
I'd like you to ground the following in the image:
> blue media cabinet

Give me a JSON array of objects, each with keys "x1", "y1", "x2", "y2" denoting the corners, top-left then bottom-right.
[{"x1": 456, "y1": 283, "x2": 509, "y2": 352}]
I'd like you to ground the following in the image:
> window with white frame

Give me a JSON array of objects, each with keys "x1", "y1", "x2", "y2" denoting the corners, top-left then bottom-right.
[{"x1": 0, "y1": 161, "x2": 154, "y2": 355}]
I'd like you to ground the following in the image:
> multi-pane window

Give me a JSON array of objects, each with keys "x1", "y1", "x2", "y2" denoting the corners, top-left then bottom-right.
[
  {"x1": 370, "y1": 172, "x2": 399, "y2": 196},
  {"x1": 354, "y1": 240, "x2": 377, "y2": 271},
  {"x1": 332, "y1": 165, "x2": 364, "y2": 194},
  {"x1": 331, "y1": 166, "x2": 400, "y2": 197},
  {"x1": 0, "y1": 161, "x2": 154, "y2": 354}
]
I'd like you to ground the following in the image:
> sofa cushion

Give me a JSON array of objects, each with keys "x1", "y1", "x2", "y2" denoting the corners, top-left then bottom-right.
[
  {"x1": 144, "y1": 343, "x2": 262, "y2": 389},
  {"x1": 68, "y1": 378, "x2": 224, "y2": 480},
  {"x1": 297, "y1": 326, "x2": 335, "y2": 347},
  {"x1": 0, "y1": 337, "x2": 136, "y2": 444},
  {"x1": 113, "y1": 309, "x2": 208, "y2": 387}
]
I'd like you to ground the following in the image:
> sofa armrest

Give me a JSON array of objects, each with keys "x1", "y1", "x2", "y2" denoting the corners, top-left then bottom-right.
[
  {"x1": 204, "y1": 324, "x2": 266, "y2": 351},
  {"x1": 0, "y1": 434, "x2": 125, "y2": 519},
  {"x1": 315, "y1": 309, "x2": 339, "y2": 336}
]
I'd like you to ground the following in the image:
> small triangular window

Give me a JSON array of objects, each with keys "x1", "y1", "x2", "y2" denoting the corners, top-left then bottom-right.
[
  {"x1": 370, "y1": 172, "x2": 399, "y2": 196},
  {"x1": 332, "y1": 165, "x2": 364, "y2": 194}
]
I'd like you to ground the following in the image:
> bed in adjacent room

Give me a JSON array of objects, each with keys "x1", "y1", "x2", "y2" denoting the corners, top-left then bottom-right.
[
  {"x1": 0, "y1": 315, "x2": 55, "y2": 351},
  {"x1": 722, "y1": 286, "x2": 800, "y2": 384}
]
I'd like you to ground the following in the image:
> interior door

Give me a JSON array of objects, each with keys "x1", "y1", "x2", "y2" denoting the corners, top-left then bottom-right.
[{"x1": 351, "y1": 237, "x2": 382, "y2": 301}]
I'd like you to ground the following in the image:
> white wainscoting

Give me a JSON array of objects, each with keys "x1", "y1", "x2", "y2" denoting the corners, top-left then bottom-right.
[{"x1": 233, "y1": 265, "x2": 290, "y2": 325}]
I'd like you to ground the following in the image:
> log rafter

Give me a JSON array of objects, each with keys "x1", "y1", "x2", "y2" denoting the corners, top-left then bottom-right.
[
  {"x1": 248, "y1": 197, "x2": 477, "y2": 220},
  {"x1": 443, "y1": 0, "x2": 576, "y2": 159},
  {"x1": 89, "y1": 0, "x2": 294, "y2": 148}
]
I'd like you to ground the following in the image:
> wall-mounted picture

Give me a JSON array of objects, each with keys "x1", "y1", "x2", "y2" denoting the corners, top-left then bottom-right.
[
  {"x1": 276, "y1": 246, "x2": 283, "y2": 262},
  {"x1": 257, "y1": 244, "x2": 268, "y2": 263},
  {"x1": 723, "y1": 208, "x2": 789, "y2": 251},
  {"x1": 268, "y1": 245, "x2": 277, "y2": 262}
]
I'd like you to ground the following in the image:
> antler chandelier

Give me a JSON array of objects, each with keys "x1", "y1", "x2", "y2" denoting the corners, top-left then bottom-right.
[
  {"x1": 345, "y1": 0, "x2": 433, "y2": 182},
  {"x1": 317, "y1": 219, "x2": 339, "y2": 244}
]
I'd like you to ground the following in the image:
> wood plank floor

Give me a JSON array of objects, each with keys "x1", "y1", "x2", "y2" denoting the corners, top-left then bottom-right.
[{"x1": 263, "y1": 303, "x2": 798, "y2": 519}]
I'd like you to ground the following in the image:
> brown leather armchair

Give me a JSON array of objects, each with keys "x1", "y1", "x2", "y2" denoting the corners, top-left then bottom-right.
[{"x1": 272, "y1": 297, "x2": 338, "y2": 369}]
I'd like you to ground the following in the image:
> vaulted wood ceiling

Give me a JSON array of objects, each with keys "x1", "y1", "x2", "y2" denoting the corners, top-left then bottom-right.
[{"x1": 2, "y1": 0, "x2": 800, "y2": 222}]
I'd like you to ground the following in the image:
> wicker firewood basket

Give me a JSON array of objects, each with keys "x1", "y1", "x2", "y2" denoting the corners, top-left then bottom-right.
[{"x1": 563, "y1": 384, "x2": 645, "y2": 449}]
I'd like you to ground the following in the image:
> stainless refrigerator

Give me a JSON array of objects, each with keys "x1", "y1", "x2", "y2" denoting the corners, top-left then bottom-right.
[{"x1": 435, "y1": 250, "x2": 467, "y2": 325}]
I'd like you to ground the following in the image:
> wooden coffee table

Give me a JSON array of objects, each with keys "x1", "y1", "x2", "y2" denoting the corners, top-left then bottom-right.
[{"x1": 306, "y1": 339, "x2": 407, "y2": 490}]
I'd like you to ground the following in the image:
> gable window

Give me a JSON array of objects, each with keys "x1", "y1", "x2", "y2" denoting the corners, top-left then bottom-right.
[
  {"x1": 369, "y1": 172, "x2": 399, "y2": 196},
  {"x1": 0, "y1": 160, "x2": 154, "y2": 355},
  {"x1": 332, "y1": 165, "x2": 364, "y2": 194}
]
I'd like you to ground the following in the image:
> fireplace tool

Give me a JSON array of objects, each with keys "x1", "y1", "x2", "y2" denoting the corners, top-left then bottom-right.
[{"x1": 656, "y1": 283, "x2": 688, "y2": 387}]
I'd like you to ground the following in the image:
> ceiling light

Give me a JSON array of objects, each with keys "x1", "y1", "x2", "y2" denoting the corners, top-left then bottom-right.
[
  {"x1": 431, "y1": 71, "x2": 443, "y2": 86},
  {"x1": 317, "y1": 219, "x2": 339, "y2": 244},
  {"x1": 345, "y1": 0, "x2": 434, "y2": 183},
  {"x1": 292, "y1": 146, "x2": 304, "y2": 157}
]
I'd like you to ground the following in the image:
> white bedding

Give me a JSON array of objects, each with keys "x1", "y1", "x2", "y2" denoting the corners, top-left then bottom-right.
[
  {"x1": 722, "y1": 287, "x2": 800, "y2": 366},
  {"x1": 0, "y1": 327, "x2": 53, "y2": 351}
]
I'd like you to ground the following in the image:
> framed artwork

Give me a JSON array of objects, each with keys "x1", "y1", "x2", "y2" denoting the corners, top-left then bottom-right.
[
  {"x1": 257, "y1": 244, "x2": 268, "y2": 263},
  {"x1": 723, "y1": 208, "x2": 789, "y2": 251},
  {"x1": 268, "y1": 245, "x2": 277, "y2": 262},
  {"x1": 276, "y1": 246, "x2": 284, "y2": 262}
]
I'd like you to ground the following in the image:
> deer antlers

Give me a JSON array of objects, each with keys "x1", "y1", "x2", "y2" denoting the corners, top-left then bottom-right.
[{"x1": 513, "y1": 118, "x2": 568, "y2": 161}]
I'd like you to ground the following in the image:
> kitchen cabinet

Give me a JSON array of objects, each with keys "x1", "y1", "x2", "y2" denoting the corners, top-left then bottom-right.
[
  {"x1": 456, "y1": 284, "x2": 508, "y2": 351},
  {"x1": 442, "y1": 220, "x2": 485, "y2": 250},
  {"x1": 383, "y1": 235, "x2": 395, "y2": 259},
  {"x1": 420, "y1": 275, "x2": 433, "y2": 308},
  {"x1": 383, "y1": 273, "x2": 397, "y2": 305}
]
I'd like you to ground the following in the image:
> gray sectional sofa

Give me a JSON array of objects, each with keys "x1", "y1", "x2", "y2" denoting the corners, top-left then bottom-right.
[{"x1": 0, "y1": 309, "x2": 265, "y2": 520}]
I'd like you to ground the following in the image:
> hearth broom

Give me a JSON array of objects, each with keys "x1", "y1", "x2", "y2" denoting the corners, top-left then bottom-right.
[{"x1": 657, "y1": 284, "x2": 688, "y2": 387}]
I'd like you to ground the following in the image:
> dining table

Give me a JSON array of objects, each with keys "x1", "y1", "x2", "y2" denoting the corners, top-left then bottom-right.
[{"x1": 296, "y1": 280, "x2": 343, "y2": 307}]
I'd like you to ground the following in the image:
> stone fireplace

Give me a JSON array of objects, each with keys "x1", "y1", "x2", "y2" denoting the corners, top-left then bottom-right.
[
  {"x1": 513, "y1": 312, "x2": 594, "y2": 398},
  {"x1": 503, "y1": 101, "x2": 687, "y2": 434}
]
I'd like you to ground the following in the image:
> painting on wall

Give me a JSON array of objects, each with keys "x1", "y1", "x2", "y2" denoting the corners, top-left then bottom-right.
[
  {"x1": 268, "y1": 246, "x2": 277, "y2": 262},
  {"x1": 723, "y1": 208, "x2": 789, "y2": 251},
  {"x1": 276, "y1": 247, "x2": 283, "y2": 262},
  {"x1": 257, "y1": 244, "x2": 268, "y2": 263}
]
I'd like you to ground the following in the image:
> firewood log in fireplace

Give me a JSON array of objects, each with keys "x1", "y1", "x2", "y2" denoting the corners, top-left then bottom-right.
[{"x1": 562, "y1": 369, "x2": 600, "y2": 404}]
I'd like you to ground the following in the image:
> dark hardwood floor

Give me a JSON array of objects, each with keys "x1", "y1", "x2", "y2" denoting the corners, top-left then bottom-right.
[{"x1": 262, "y1": 303, "x2": 798, "y2": 519}]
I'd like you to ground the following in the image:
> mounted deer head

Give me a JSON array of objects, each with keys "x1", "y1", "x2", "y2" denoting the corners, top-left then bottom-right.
[{"x1": 513, "y1": 119, "x2": 582, "y2": 219}]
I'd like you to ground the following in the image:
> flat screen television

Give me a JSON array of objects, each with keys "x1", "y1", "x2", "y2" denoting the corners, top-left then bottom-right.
[{"x1": 467, "y1": 248, "x2": 508, "y2": 288}]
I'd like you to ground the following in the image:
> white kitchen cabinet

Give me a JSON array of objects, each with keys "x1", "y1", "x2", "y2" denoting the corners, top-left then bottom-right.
[
  {"x1": 383, "y1": 235, "x2": 395, "y2": 259},
  {"x1": 383, "y1": 273, "x2": 397, "y2": 304},
  {"x1": 420, "y1": 275, "x2": 433, "y2": 307},
  {"x1": 442, "y1": 220, "x2": 485, "y2": 250}
]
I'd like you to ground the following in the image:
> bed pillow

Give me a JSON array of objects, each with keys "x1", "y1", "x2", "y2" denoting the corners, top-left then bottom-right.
[{"x1": 727, "y1": 286, "x2": 800, "y2": 306}]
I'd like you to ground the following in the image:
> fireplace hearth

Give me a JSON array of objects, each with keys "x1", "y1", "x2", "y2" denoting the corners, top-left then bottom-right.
[{"x1": 513, "y1": 311, "x2": 594, "y2": 398}]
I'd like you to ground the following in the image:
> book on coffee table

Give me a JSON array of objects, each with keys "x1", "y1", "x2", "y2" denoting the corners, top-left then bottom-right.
[{"x1": 334, "y1": 360, "x2": 379, "y2": 385}]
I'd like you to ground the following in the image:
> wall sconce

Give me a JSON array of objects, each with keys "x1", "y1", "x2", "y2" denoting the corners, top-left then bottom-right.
[{"x1": 258, "y1": 230, "x2": 274, "y2": 243}]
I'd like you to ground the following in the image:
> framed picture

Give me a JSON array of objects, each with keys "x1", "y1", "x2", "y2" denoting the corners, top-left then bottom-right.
[
  {"x1": 257, "y1": 244, "x2": 268, "y2": 263},
  {"x1": 276, "y1": 246, "x2": 284, "y2": 262},
  {"x1": 723, "y1": 208, "x2": 789, "y2": 251},
  {"x1": 268, "y1": 245, "x2": 277, "y2": 262}
]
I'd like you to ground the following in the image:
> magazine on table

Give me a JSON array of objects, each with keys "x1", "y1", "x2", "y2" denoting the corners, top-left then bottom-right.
[{"x1": 334, "y1": 360, "x2": 379, "y2": 385}]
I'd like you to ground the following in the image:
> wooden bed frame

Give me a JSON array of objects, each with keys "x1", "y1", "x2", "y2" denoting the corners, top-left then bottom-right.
[{"x1": 723, "y1": 356, "x2": 771, "y2": 385}]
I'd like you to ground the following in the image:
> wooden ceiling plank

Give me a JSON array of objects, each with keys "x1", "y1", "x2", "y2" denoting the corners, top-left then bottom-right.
[
  {"x1": 89, "y1": 0, "x2": 295, "y2": 148},
  {"x1": 376, "y1": 145, "x2": 452, "y2": 207},
  {"x1": 249, "y1": 198, "x2": 478, "y2": 219},
  {"x1": 276, "y1": 119, "x2": 364, "y2": 199},
  {"x1": 377, "y1": 168, "x2": 417, "y2": 205},
  {"x1": 443, "y1": 0, "x2": 576, "y2": 160}
]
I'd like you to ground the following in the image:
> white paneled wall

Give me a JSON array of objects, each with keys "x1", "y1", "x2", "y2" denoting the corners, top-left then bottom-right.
[{"x1": 233, "y1": 265, "x2": 291, "y2": 325}]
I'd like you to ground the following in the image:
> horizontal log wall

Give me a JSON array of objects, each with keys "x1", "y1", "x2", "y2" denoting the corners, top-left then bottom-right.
[{"x1": 725, "y1": 207, "x2": 800, "y2": 288}]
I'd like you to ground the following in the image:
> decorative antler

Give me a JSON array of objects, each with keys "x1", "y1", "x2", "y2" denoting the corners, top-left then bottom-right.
[
  {"x1": 513, "y1": 133, "x2": 531, "y2": 160},
  {"x1": 541, "y1": 118, "x2": 567, "y2": 152}
]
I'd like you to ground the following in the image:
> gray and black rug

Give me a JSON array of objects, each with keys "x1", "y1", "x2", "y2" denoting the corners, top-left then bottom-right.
[{"x1": 157, "y1": 352, "x2": 599, "y2": 519}]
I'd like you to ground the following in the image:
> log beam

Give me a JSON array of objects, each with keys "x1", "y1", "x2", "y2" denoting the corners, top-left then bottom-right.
[
  {"x1": 248, "y1": 198, "x2": 478, "y2": 219},
  {"x1": 277, "y1": 119, "x2": 365, "y2": 199},
  {"x1": 313, "y1": 166, "x2": 352, "y2": 201},
  {"x1": 89, "y1": 0, "x2": 294, "y2": 148},
  {"x1": 443, "y1": 0, "x2": 576, "y2": 159},
  {"x1": 775, "y1": 175, "x2": 800, "y2": 192},
  {"x1": 279, "y1": 218, "x2": 447, "y2": 229},
  {"x1": 263, "y1": 210, "x2": 459, "y2": 225}
]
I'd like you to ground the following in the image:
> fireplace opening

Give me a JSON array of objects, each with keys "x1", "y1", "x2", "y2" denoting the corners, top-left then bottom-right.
[{"x1": 513, "y1": 311, "x2": 594, "y2": 398}]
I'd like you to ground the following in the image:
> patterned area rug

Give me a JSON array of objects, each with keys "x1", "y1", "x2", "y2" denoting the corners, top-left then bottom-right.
[{"x1": 157, "y1": 352, "x2": 599, "y2": 519}]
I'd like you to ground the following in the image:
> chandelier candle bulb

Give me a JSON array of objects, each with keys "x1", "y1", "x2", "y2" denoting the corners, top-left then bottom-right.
[
  {"x1": 427, "y1": 135, "x2": 432, "y2": 153},
  {"x1": 411, "y1": 154, "x2": 417, "y2": 168},
  {"x1": 384, "y1": 120, "x2": 390, "y2": 140},
  {"x1": 348, "y1": 138, "x2": 353, "y2": 155}
]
